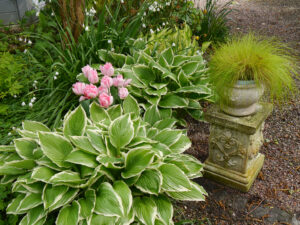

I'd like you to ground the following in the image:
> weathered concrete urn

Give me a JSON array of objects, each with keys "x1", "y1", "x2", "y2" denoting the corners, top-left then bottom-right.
[
  {"x1": 220, "y1": 81, "x2": 264, "y2": 117},
  {"x1": 203, "y1": 102, "x2": 273, "y2": 192}
]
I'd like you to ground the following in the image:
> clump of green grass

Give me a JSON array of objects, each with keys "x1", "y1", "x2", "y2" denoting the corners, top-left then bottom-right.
[{"x1": 209, "y1": 33, "x2": 299, "y2": 103}]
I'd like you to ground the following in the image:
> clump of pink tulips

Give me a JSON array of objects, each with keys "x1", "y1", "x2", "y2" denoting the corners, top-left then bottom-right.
[{"x1": 72, "y1": 63, "x2": 131, "y2": 108}]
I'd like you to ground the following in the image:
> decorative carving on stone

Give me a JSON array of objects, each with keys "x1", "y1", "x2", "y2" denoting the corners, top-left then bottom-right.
[{"x1": 210, "y1": 130, "x2": 246, "y2": 171}]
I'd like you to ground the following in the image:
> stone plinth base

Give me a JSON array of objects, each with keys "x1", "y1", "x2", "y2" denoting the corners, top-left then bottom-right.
[
  {"x1": 204, "y1": 153, "x2": 264, "y2": 192},
  {"x1": 203, "y1": 103, "x2": 272, "y2": 192}
]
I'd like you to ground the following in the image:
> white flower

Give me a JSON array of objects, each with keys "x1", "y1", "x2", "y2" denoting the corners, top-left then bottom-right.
[
  {"x1": 54, "y1": 76, "x2": 57, "y2": 80},
  {"x1": 30, "y1": 98, "x2": 35, "y2": 103},
  {"x1": 34, "y1": 80, "x2": 38, "y2": 84},
  {"x1": 144, "y1": 12, "x2": 146, "y2": 16},
  {"x1": 8, "y1": 132, "x2": 11, "y2": 136},
  {"x1": 120, "y1": 0, "x2": 124, "y2": 3},
  {"x1": 150, "y1": 29, "x2": 154, "y2": 34},
  {"x1": 172, "y1": 43, "x2": 176, "y2": 47},
  {"x1": 55, "y1": 71, "x2": 59, "y2": 75},
  {"x1": 142, "y1": 24, "x2": 146, "y2": 28},
  {"x1": 108, "y1": 40, "x2": 112, "y2": 44},
  {"x1": 21, "y1": 102, "x2": 26, "y2": 106},
  {"x1": 85, "y1": 26, "x2": 89, "y2": 31},
  {"x1": 28, "y1": 40, "x2": 32, "y2": 45},
  {"x1": 29, "y1": 103, "x2": 33, "y2": 108},
  {"x1": 13, "y1": 95, "x2": 17, "y2": 98},
  {"x1": 51, "y1": 12, "x2": 54, "y2": 16},
  {"x1": 111, "y1": 48, "x2": 115, "y2": 52},
  {"x1": 12, "y1": 127, "x2": 16, "y2": 130},
  {"x1": 157, "y1": 8, "x2": 160, "y2": 12},
  {"x1": 24, "y1": 49, "x2": 27, "y2": 53},
  {"x1": 196, "y1": 50, "x2": 201, "y2": 55},
  {"x1": 19, "y1": 37, "x2": 23, "y2": 42},
  {"x1": 162, "y1": 22, "x2": 165, "y2": 26}
]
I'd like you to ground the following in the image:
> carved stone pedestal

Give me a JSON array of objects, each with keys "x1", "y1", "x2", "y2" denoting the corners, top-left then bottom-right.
[{"x1": 203, "y1": 103, "x2": 273, "y2": 192}]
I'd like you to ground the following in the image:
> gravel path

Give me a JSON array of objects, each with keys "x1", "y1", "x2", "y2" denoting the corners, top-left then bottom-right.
[{"x1": 174, "y1": 0, "x2": 300, "y2": 224}]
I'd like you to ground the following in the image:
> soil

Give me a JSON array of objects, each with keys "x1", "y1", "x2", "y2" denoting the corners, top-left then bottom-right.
[{"x1": 174, "y1": 0, "x2": 300, "y2": 224}]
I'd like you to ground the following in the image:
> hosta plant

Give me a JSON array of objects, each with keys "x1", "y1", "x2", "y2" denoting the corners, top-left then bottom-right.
[
  {"x1": 146, "y1": 25, "x2": 200, "y2": 56},
  {"x1": 98, "y1": 45, "x2": 214, "y2": 122},
  {"x1": 0, "y1": 99, "x2": 206, "y2": 225}
]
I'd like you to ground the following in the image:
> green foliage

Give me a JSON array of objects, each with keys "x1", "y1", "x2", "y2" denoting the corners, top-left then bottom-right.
[
  {"x1": 98, "y1": 44, "x2": 214, "y2": 122},
  {"x1": 0, "y1": 53, "x2": 25, "y2": 99},
  {"x1": 209, "y1": 33, "x2": 299, "y2": 102},
  {"x1": 196, "y1": 0, "x2": 232, "y2": 43},
  {"x1": 0, "y1": 104, "x2": 206, "y2": 224},
  {"x1": 0, "y1": 184, "x2": 18, "y2": 225},
  {"x1": 142, "y1": 0, "x2": 202, "y2": 34},
  {"x1": 23, "y1": 0, "x2": 148, "y2": 128},
  {"x1": 146, "y1": 24, "x2": 200, "y2": 56}
]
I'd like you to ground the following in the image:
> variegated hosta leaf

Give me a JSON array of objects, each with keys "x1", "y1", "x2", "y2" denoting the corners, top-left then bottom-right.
[
  {"x1": 89, "y1": 214, "x2": 117, "y2": 225},
  {"x1": 133, "y1": 197, "x2": 157, "y2": 225},
  {"x1": 159, "y1": 94, "x2": 190, "y2": 109},
  {"x1": 122, "y1": 149, "x2": 154, "y2": 179},
  {"x1": 78, "y1": 189, "x2": 96, "y2": 219},
  {"x1": 152, "y1": 196, "x2": 173, "y2": 225},
  {"x1": 86, "y1": 130, "x2": 107, "y2": 154},
  {"x1": 14, "y1": 138, "x2": 37, "y2": 160},
  {"x1": 65, "y1": 149, "x2": 98, "y2": 168},
  {"x1": 32, "y1": 166, "x2": 56, "y2": 183},
  {"x1": 135, "y1": 169, "x2": 162, "y2": 195},
  {"x1": 63, "y1": 105, "x2": 87, "y2": 138},
  {"x1": 69, "y1": 136, "x2": 98, "y2": 155},
  {"x1": 108, "y1": 114, "x2": 134, "y2": 150},
  {"x1": 38, "y1": 132, "x2": 73, "y2": 168},
  {"x1": 42, "y1": 185, "x2": 69, "y2": 210},
  {"x1": 123, "y1": 94, "x2": 140, "y2": 117},
  {"x1": 165, "y1": 155, "x2": 203, "y2": 179},
  {"x1": 107, "y1": 105, "x2": 123, "y2": 121},
  {"x1": 167, "y1": 182, "x2": 207, "y2": 201},
  {"x1": 159, "y1": 164, "x2": 191, "y2": 192},
  {"x1": 94, "y1": 182, "x2": 124, "y2": 217},
  {"x1": 22, "y1": 121, "x2": 50, "y2": 133},
  {"x1": 56, "y1": 201, "x2": 80, "y2": 225},
  {"x1": 153, "y1": 129, "x2": 182, "y2": 146},
  {"x1": 89, "y1": 102, "x2": 111, "y2": 124},
  {"x1": 19, "y1": 205, "x2": 46, "y2": 225},
  {"x1": 144, "y1": 105, "x2": 161, "y2": 126}
]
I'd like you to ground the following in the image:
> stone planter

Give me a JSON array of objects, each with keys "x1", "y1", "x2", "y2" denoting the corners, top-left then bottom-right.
[
  {"x1": 0, "y1": 0, "x2": 35, "y2": 25},
  {"x1": 220, "y1": 80, "x2": 264, "y2": 117},
  {"x1": 203, "y1": 103, "x2": 273, "y2": 192}
]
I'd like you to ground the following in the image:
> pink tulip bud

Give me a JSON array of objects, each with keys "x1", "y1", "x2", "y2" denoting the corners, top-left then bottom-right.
[
  {"x1": 124, "y1": 79, "x2": 132, "y2": 87},
  {"x1": 79, "y1": 96, "x2": 86, "y2": 102},
  {"x1": 118, "y1": 87, "x2": 129, "y2": 99},
  {"x1": 87, "y1": 69, "x2": 99, "y2": 84},
  {"x1": 98, "y1": 85, "x2": 109, "y2": 94},
  {"x1": 83, "y1": 84, "x2": 99, "y2": 99},
  {"x1": 99, "y1": 93, "x2": 113, "y2": 108},
  {"x1": 101, "y1": 76, "x2": 113, "y2": 88},
  {"x1": 72, "y1": 82, "x2": 86, "y2": 95},
  {"x1": 113, "y1": 74, "x2": 124, "y2": 87},
  {"x1": 100, "y1": 62, "x2": 114, "y2": 77},
  {"x1": 82, "y1": 65, "x2": 93, "y2": 78}
]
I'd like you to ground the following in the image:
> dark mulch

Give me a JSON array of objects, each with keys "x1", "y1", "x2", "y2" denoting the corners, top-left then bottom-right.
[{"x1": 173, "y1": 0, "x2": 300, "y2": 224}]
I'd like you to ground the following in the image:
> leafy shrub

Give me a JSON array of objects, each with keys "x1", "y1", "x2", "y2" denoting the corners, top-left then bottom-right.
[
  {"x1": 146, "y1": 24, "x2": 200, "y2": 56},
  {"x1": 98, "y1": 45, "x2": 214, "y2": 122},
  {"x1": 0, "y1": 102, "x2": 206, "y2": 225},
  {"x1": 0, "y1": 53, "x2": 25, "y2": 99}
]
